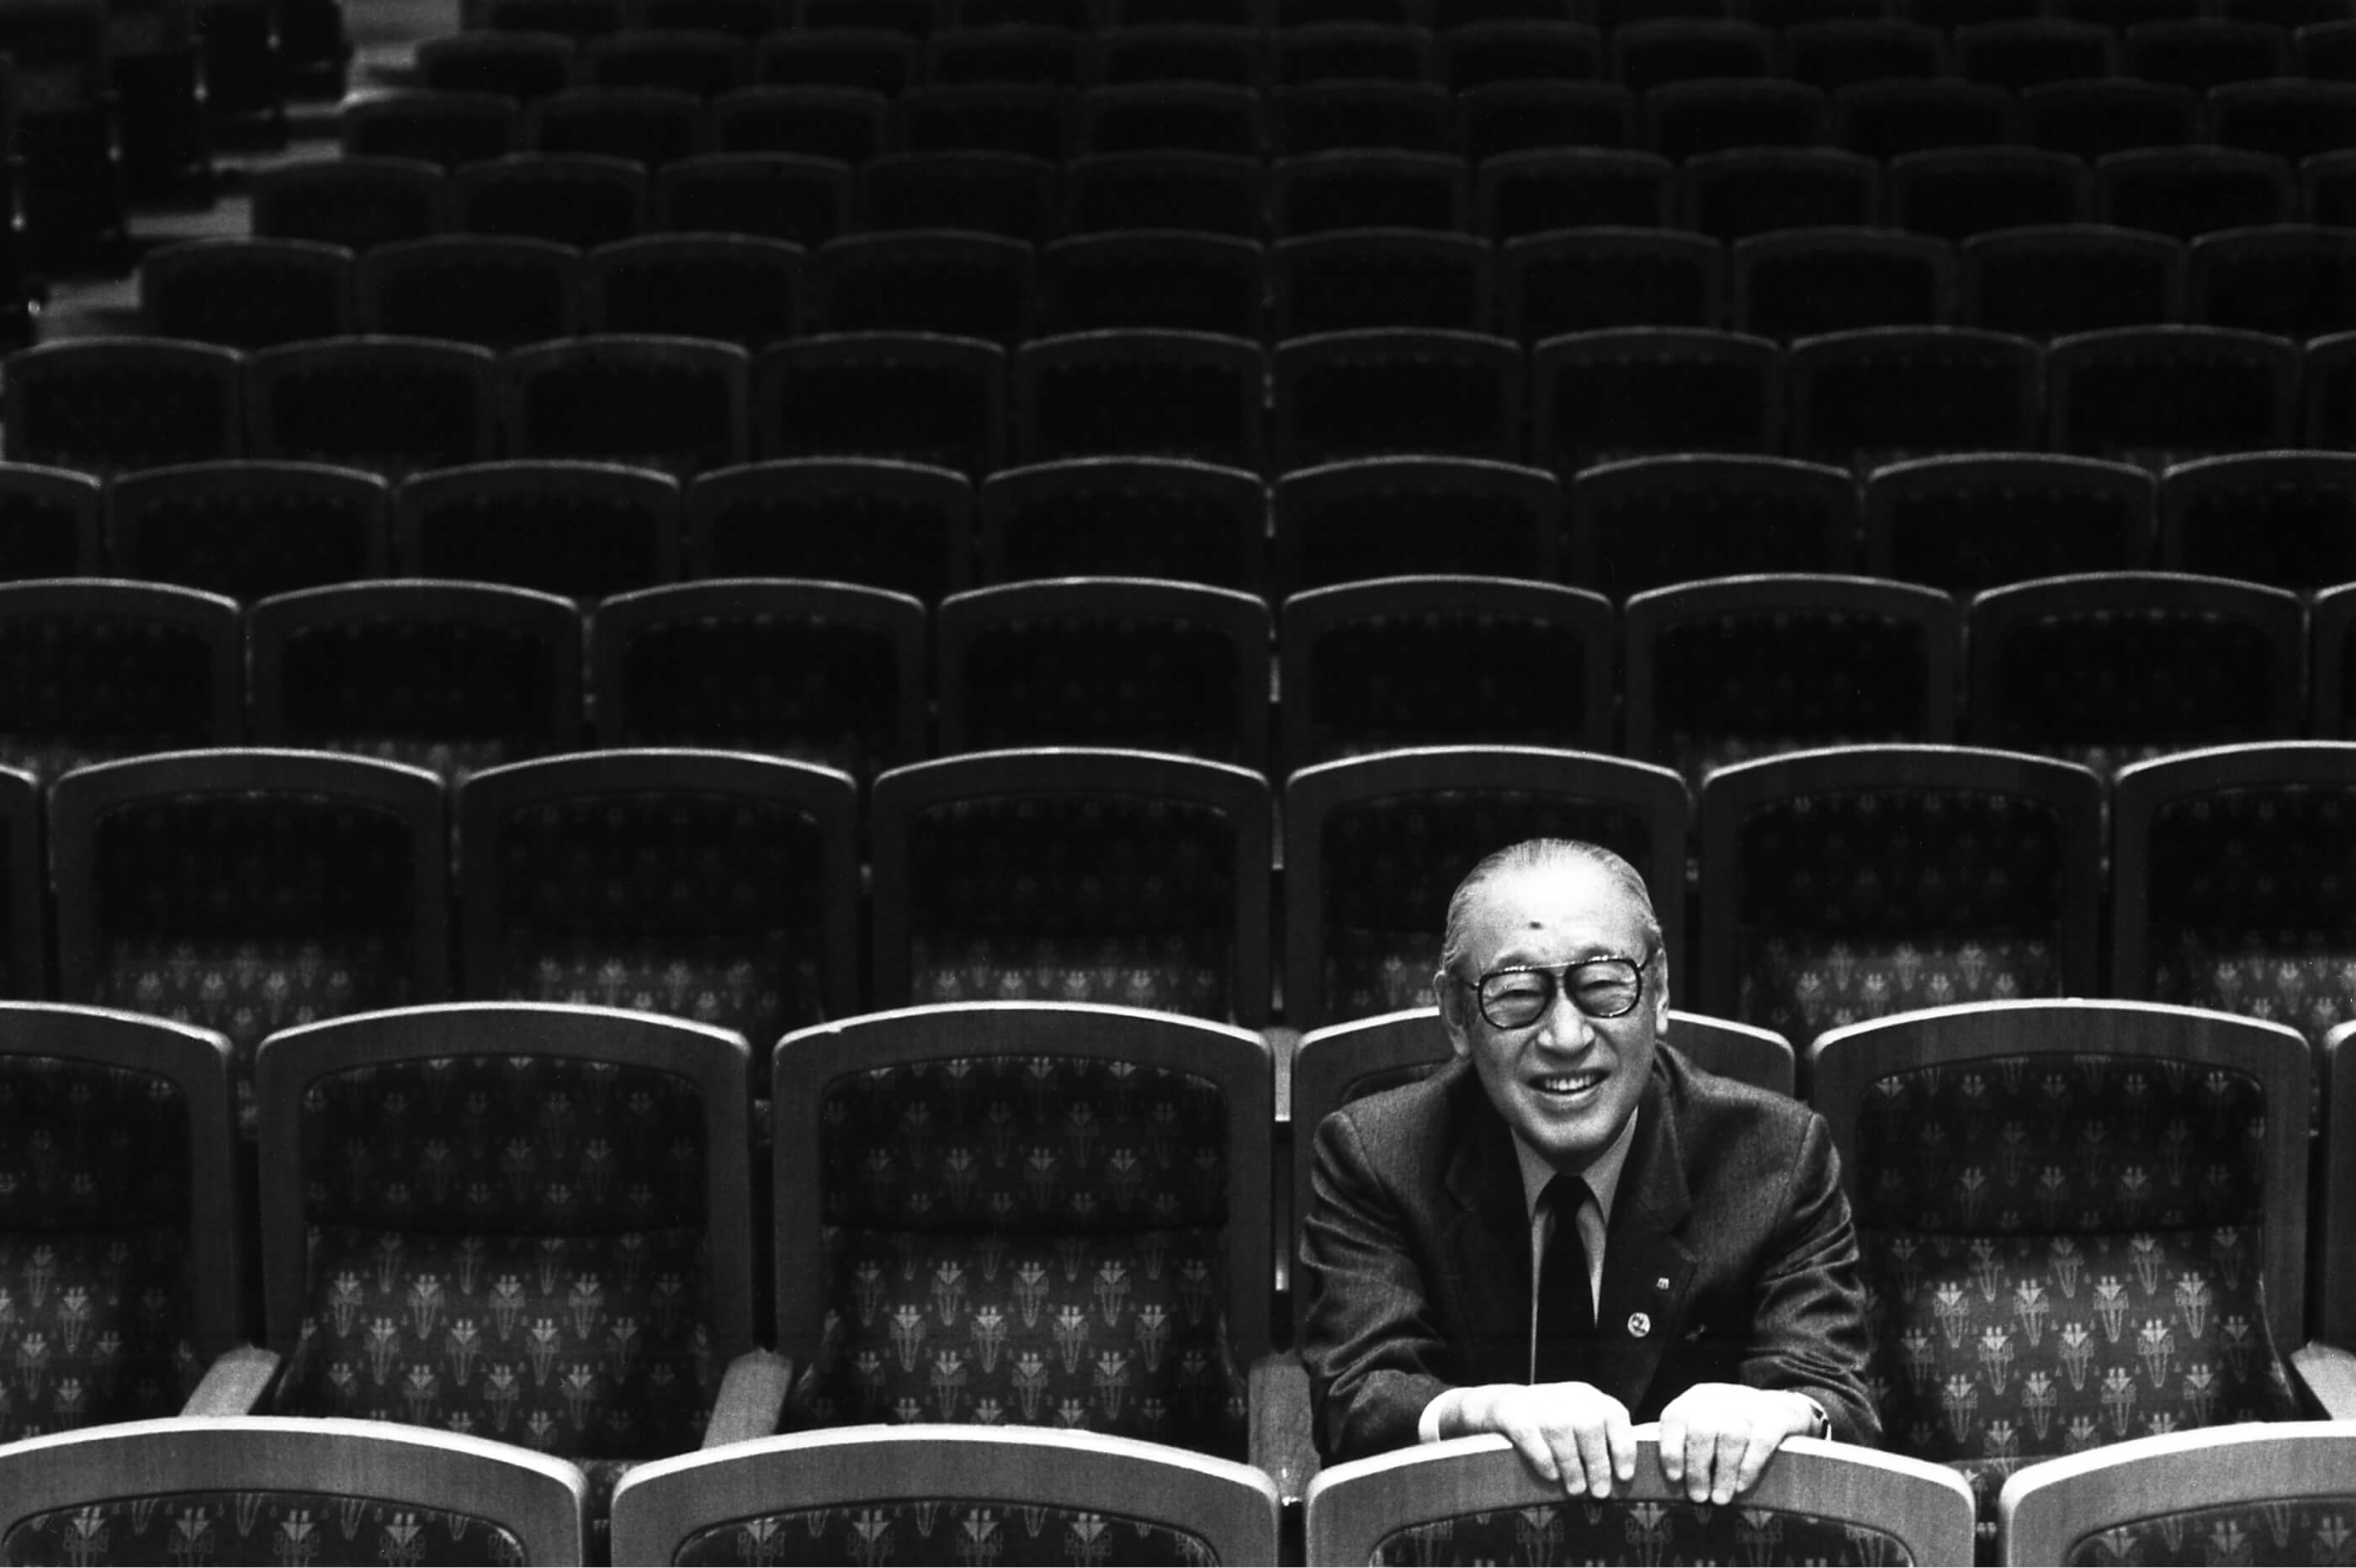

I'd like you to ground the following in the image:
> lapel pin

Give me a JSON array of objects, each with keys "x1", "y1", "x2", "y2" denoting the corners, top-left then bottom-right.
[
  {"x1": 1626, "y1": 1311, "x2": 1652, "y2": 1338},
  {"x1": 1654, "y1": 1276, "x2": 1670, "y2": 1290}
]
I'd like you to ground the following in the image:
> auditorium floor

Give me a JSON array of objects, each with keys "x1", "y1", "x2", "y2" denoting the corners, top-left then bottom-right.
[{"x1": 36, "y1": 0, "x2": 454, "y2": 342}]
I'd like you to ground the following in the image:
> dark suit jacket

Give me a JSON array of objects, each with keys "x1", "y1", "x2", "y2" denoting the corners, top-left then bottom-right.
[{"x1": 1299, "y1": 1044, "x2": 1881, "y2": 1463}]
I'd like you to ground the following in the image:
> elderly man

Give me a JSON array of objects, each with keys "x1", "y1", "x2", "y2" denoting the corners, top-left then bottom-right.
[{"x1": 1299, "y1": 838, "x2": 1879, "y2": 1503}]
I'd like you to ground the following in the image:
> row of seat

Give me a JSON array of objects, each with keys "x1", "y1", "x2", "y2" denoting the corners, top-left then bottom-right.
[
  {"x1": 157, "y1": 218, "x2": 2356, "y2": 351},
  {"x1": 337, "y1": 76, "x2": 2356, "y2": 174},
  {"x1": 10, "y1": 327, "x2": 2351, "y2": 487},
  {"x1": 423, "y1": 17, "x2": 2356, "y2": 94},
  {"x1": 0, "y1": 738, "x2": 2352, "y2": 1047},
  {"x1": 257, "y1": 142, "x2": 2356, "y2": 254},
  {"x1": 0, "y1": 993, "x2": 2344, "y2": 1562},
  {"x1": 3, "y1": 566, "x2": 2355, "y2": 782}
]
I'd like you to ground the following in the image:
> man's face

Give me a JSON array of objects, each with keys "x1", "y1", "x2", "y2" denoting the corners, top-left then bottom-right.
[{"x1": 1437, "y1": 860, "x2": 1667, "y2": 1173}]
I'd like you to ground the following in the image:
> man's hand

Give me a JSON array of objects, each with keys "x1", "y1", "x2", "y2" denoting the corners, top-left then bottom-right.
[
  {"x1": 1433, "y1": 1382, "x2": 1639, "y2": 1499},
  {"x1": 1655, "y1": 1384, "x2": 1820, "y2": 1505}
]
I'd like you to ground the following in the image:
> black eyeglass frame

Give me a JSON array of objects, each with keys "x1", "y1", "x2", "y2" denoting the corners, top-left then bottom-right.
[{"x1": 1460, "y1": 951, "x2": 1655, "y2": 1030}]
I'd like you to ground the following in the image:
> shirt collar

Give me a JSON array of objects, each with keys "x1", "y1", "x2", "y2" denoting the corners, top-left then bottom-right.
[{"x1": 1511, "y1": 1101, "x2": 1640, "y2": 1226}]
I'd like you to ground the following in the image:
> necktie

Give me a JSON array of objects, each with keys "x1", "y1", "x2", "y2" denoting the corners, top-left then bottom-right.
[{"x1": 1534, "y1": 1172, "x2": 1595, "y2": 1385}]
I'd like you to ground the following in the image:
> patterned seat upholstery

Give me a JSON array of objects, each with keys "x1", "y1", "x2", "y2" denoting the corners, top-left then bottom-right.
[
  {"x1": 1567, "y1": 455, "x2": 1856, "y2": 596},
  {"x1": 2114, "y1": 744, "x2": 2356, "y2": 1046},
  {"x1": 1813, "y1": 1000, "x2": 2315, "y2": 1562},
  {"x1": 936, "y1": 580, "x2": 1271, "y2": 770},
  {"x1": 0, "y1": 1416, "x2": 590, "y2": 1567},
  {"x1": 872, "y1": 750, "x2": 1273, "y2": 1025},
  {"x1": 0, "y1": 581, "x2": 240, "y2": 784},
  {"x1": 2000, "y1": 1423, "x2": 2356, "y2": 1568},
  {"x1": 1864, "y1": 455, "x2": 2155, "y2": 595},
  {"x1": 590, "y1": 580, "x2": 926, "y2": 778},
  {"x1": 51, "y1": 751, "x2": 450, "y2": 1070},
  {"x1": 1699, "y1": 746, "x2": 2104, "y2": 1043},
  {"x1": 978, "y1": 458, "x2": 1266, "y2": 591},
  {"x1": 1625, "y1": 575, "x2": 1958, "y2": 789},
  {"x1": 0, "y1": 1005, "x2": 241, "y2": 1444},
  {"x1": 395, "y1": 459, "x2": 681, "y2": 602},
  {"x1": 613, "y1": 1424, "x2": 1281, "y2": 1565},
  {"x1": 459, "y1": 752, "x2": 861, "y2": 1050},
  {"x1": 107, "y1": 461, "x2": 391, "y2": 603},
  {"x1": 686, "y1": 458, "x2": 973, "y2": 602},
  {"x1": 1283, "y1": 747, "x2": 1690, "y2": 1029},
  {"x1": 1965, "y1": 574, "x2": 2305, "y2": 778},
  {"x1": 772, "y1": 1004, "x2": 1274, "y2": 1466},
  {"x1": 244, "y1": 336, "x2": 500, "y2": 481},
  {"x1": 254, "y1": 1004, "x2": 764, "y2": 1544},
  {"x1": 249, "y1": 582, "x2": 585, "y2": 787},
  {"x1": 1, "y1": 338, "x2": 242, "y2": 479},
  {"x1": 1278, "y1": 578, "x2": 1614, "y2": 776},
  {"x1": 1305, "y1": 1431, "x2": 1976, "y2": 1567}
]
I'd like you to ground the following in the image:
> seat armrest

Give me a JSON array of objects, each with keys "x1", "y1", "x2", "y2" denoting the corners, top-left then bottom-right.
[
  {"x1": 179, "y1": 1345, "x2": 283, "y2": 1417},
  {"x1": 2291, "y1": 1341, "x2": 2356, "y2": 1419},
  {"x1": 703, "y1": 1348, "x2": 793, "y2": 1447},
  {"x1": 1250, "y1": 1350, "x2": 1319, "y2": 1504}
]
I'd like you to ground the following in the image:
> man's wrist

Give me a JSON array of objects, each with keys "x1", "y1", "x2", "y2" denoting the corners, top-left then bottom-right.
[{"x1": 1783, "y1": 1390, "x2": 1831, "y2": 1439}]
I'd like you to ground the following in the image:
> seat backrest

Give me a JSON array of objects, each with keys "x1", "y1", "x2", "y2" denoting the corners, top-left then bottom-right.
[
  {"x1": 2160, "y1": 451, "x2": 2356, "y2": 591},
  {"x1": 501, "y1": 333, "x2": 751, "y2": 479},
  {"x1": 0, "y1": 1416, "x2": 591, "y2": 1565},
  {"x1": 395, "y1": 458, "x2": 682, "y2": 601},
  {"x1": 2111, "y1": 741, "x2": 2356, "y2": 1044},
  {"x1": 1566, "y1": 454, "x2": 1855, "y2": 596},
  {"x1": 772, "y1": 1001, "x2": 1273, "y2": 1454},
  {"x1": 589, "y1": 578, "x2": 926, "y2": 774},
  {"x1": 1863, "y1": 453, "x2": 2155, "y2": 594},
  {"x1": 1276, "y1": 575, "x2": 1613, "y2": 777},
  {"x1": 1699, "y1": 744, "x2": 2104, "y2": 1040},
  {"x1": 1013, "y1": 328, "x2": 1264, "y2": 471},
  {"x1": 1306, "y1": 1431, "x2": 1977, "y2": 1568},
  {"x1": 254, "y1": 1002, "x2": 756, "y2": 1461},
  {"x1": 457, "y1": 750, "x2": 862, "y2": 1044},
  {"x1": 0, "y1": 463, "x2": 101, "y2": 579},
  {"x1": 3, "y1": 339, "x2": 244, "y2": 479},
  {"x1": 977, "y1": 456, "x2": 1266, "y2": 591},
  {"x1": 357, "y1": 234, "x2": 581, "y2": 351},
  {"x1": 1273, "y1": 329, "x2": 1523, "y2": 470},
  {"x1": 2000, "y1": 1422, "x2": 2356, "y2": 1568},
  {"x1": 753, "y1": 332, "x2": 1008, "y2": 476},
  {"x1": 0, "y1": 580, "x2": 241, "y2": 782},
  {"x1": 1534, "y1": 330, "x2": 1786, "y2": 474},
  {"x1": 580, "y1": 233, "x2": 808, "y2": 352},
  {"x1": 685, "y1": 456, "x2": 974, "y2": 598},
  {"x1": 1964, "y1": 572, "x2": 2306, "y2": 776},
  {"x1": 247, "y1": 580, "x2": 584, "y2": 783},
  {"x1": 0, "y1": 1004, "x2": 239, "y2": 1442},
  {"x1": 1812, "y1": 999, "x2": 2311, "y2": 1547},
  {"x1": 935, "y1": 578, "x2": 1271, "y2": 770},
  {"x1": 1624, "y1": 574, "x2": 1960, "y2": 789},
  {"x1": 613, "y1": 1420, "x2": 1282, "y2": 1565},
  {"x1": 870, "y1": 748, "x2": 1274, "y2": 1024},
  {"x1": 107, "y1": 459, "x2": 391, "y2": 601},
  {"x1": 50, "y1": 749, "x2": 452, "y2": 1070},
  {"x1": 1283, "y1": 745, "x2": 1690, "y2": 1030},
  {"x1": 244, "y1": 335, "x2": 499, "y2": 480},
  {"x1": 1272, "y1": 456, "x2": 1561, "y2": 596}
]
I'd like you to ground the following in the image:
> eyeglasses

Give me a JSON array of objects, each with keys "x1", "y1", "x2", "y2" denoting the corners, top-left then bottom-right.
[{"x1": 1465, "y1": 955, "x2": 1650, "y2": 1030}]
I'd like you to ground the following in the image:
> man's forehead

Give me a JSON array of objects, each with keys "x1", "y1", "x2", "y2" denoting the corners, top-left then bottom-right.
[{"x1": 1462, "y1": 860, "x2": 1653, "y2": 950}]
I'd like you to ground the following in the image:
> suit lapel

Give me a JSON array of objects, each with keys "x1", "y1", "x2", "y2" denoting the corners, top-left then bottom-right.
[
  {"x1": 1437, "y1": 1067, "x2": 1535, "y2": 1385},
  {"x1": 1591, "y1": 1071, "x2": 1695, "y2": 1410}
]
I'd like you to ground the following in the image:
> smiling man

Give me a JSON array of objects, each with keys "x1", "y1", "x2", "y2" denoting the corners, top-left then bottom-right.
[{"x1": 1298, "y1": 839, "x2": 1879, "y2": 1502}]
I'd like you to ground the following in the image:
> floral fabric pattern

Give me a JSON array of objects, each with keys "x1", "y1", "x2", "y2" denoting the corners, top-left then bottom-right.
[
  {"x1": 490, "y1": 792, "x2": 836, "y2": 1045},
  {"x1": 1366, "y1": 1501, "x2": 1915, "y2": 1567},
  {"x1": 1849, "y1": 1056, "x2": 2298, "y2": 1565},
  {"x1": 672, "y1": 1501, "x2": 1218, "y2": 1567},
  {"x1": 905, "y1": 796, "x2": 1238, "y2": 1020},
  {"x1": 0, "y1": 1057, "x2": 207, "y2": 1441},
  {"x1": 1733, "y1": 789, "x2": 2071, "y2": 1040},
  {"x1": 274, "y1": 618, "x2": 570, "y2": 789},
  {"x1": 86, "y1": 792, "x2": 424, "y2": 1058},
  {"x1": 1652, "y1": 613, "x2": 1934, "y2": 792},
  {"x1": 0, "y1": 1493, "x2": 527, "y2": 1567},
  {"x1": 1739, "y1": 933, "x2": 2059, "y2": 1045},
  {"x1": 2143, "y1": 785, "x2": 2356, "y2": 1044},
  {"x1": 798, "y1": 1057, "x2": 1248, "y2": 1458},
  {"x1": 2062, "y1": 1498, "x2": 2356, "y2": 1566},
  {"x1": 1989, "y1": 612, "x2": 2285, "y2": 776},
  {"x1": 276, "y1": 1057, "x2": 720, "y2": 1462},
  {"x1": 613, "y1": 615, "x2": 904, "y2": 778}
]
